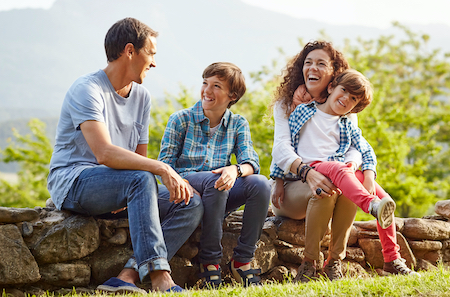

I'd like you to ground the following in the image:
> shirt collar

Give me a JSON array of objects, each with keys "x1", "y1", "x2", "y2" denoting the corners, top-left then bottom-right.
[{"x1": 192, "y1": 100, "x2": 231, "y2": 127}]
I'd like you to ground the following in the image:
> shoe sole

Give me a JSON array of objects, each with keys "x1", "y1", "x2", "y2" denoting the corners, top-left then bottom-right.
[
  {"x1": 96, "y1": 284, "x2": 147, "y2": 294},
  {"x1": 378, "y1": 197, "x2": 396, "y2": 229}
]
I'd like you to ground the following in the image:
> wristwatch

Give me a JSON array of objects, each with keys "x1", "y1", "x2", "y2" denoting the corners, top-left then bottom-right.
[{"x1": 235, "y1": 164, "x2": 243, "y2": 178}]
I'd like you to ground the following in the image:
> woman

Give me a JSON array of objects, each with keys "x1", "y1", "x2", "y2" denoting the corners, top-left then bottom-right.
[{"x1": 270, "y1": 41, "x2": 416, "y2": 282}]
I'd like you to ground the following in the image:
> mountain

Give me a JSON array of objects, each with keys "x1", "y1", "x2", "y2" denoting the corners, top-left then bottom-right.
[{"x1": 1, "y1": 0, "x2": 450, "y2": 121}]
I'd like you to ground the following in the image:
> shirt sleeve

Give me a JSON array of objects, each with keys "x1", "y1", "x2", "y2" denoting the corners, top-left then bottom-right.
[
  {"x1": 344, "y1": 113, "x2": 363, "y2": 167},
  {"x1": 350, "y1": 125, "x2": 377, "y2": 175},
  {"x1": 271, "y1": 101, "x2": 301, "y2": 174},
  {"x1": 68, "y1": 79, "x2": 105, "y2": 129},
  {"x1": 234, "y1": 116, "x2": 260, "y2": 174},
  {"x1": 158, "y1": 112, "x2": 184, "y2": 169}
]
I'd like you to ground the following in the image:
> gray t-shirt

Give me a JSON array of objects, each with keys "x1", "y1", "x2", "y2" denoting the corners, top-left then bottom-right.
[{"x1": 47, "y1": 69, "x2": 151, "y2": 209}]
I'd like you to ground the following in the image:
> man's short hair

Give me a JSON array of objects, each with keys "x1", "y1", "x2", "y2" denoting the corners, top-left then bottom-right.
[
  {"x1": 202, "y1": 62, "x2": 246, "y2": 108},
  {"x1": 105, "y1": 17, "x2": 158, "y2": 62}
]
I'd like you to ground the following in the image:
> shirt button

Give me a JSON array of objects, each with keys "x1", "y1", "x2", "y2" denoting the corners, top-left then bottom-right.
[
  {"x1": 207, "y1": 144, "x2": 210, "y2": 148},
  {"x1": 206, "y1": 160, "x2": 209, "y2": 163}
]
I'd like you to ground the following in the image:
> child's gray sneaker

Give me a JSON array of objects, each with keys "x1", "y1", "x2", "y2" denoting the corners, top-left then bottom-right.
[{"x1": 369, "y1": 197, "x2": 396, "y2": 229}]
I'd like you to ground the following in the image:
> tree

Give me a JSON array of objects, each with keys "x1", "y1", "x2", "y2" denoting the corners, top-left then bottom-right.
[
  {"x1": 2, "y1": 24, "x2": 449, "y2": 217},
  {"x1": 343, "y1": 23, "x2": 450, "y2": 217},
  {"x1": 0, "y1": 119, "x2": 52, "y2": 207}
]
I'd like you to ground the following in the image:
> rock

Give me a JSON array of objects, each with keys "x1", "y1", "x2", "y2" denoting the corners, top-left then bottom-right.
[
  {"x1": 353, "y1": 220, "x2": 378, "y2": 231},
  {"x1": 107, "y1": 228, "x2": 128, "y2": 245},
  {"x1": 264, "y1": 265, "x2": 290, "y2": 282},
  {"x1": 396, "y1": 232, "x2": 416, "y2": 268},
  {"x1": 357, "y1": 229, "x2": 380, "y2": 239},
  {"x1": 220, "y1": 232, "x2": 278, "y2": 274},
  {"x1": 0, "y1": 207, "x2": 39, "y2": 223},
  {"x1": 31, "y1": 216, "x2": 100, "y2": 264},
  {"x1": 262, "y1": 219, "x2": 278, "y2": 240},
  {"x1": 176, "y1": 241, "x2": 199, "y2": 259},
  {"x1": 39, "y1": 263, "x2": 91, "y2": 287},
  {"x1": 89, "y1": 244, "x2": 134, "y2": 285},
  {"x1": 408, "y1": 240, "x2": 443, "y2": 251},
  {"x1": 347, "y1": 226, "x2": 359, "y2": 246},
  {"x1": 435, "y1": 200, "x2": 450, "y2": 218},
  {"x1": 416, "y1": 259, "x2": 438, "y2": 271},
  {"x1": 442, "y1": 239, "x2": 450, "y2": 262},
  {"x1": 345, "y1": 247, "x2": 365, "y2": 263},
  {"x1": 273, "y1": 239, "x2": 293, "y2": 249},
  {"x1": 276, "y1": 219, "x2": 306, "y2": 246},
  {"x1": 0, "y1": 225, "x2": 40, "y2": 285},
  {"x1": 169, "y1": 256, "x2": 198, "y2": 288},
  {"x1": 45, "y1": 198, "x2": 56, "y2": 208},
  {"x1": 277, "y1": 246, "x2": 305, "y2": 265},
  {"x1": 402, "y1": 218, "x2": 450, "y2": 240},
  {"x1": 358, "y1": 238, "x2": 383, "y2": 268},
  {"x1": 223, "y1": 210, "x2": 244, "y2": 233},
  {"x1": 17, "y1": 221, "x2": 33, "y2": 237},
  {"x1": 341, "y1": 260, "x2": 370, "y2": 278},
  {"x1": 353, "y1": 218, "x2": 404, "y2": 232}
]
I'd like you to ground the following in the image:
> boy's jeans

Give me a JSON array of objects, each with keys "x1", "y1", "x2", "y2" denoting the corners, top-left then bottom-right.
[
  {"x1": 185, "y1": 171, "x2": 271, "y2": 265},
  {"x1": 62, "y1": 165, "x2": 203, "y2": 281}
]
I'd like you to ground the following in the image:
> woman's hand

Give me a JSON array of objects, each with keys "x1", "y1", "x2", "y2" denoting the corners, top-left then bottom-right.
[
  {"x1": 306, "y1": 168, "x2": 341, "y2": 199},
  {"x1": 271, "y1": 178, "x2": 285, "y2": 209},
  {"x1": 212, "y1": 166, "x2": 238, "y2": 191}
]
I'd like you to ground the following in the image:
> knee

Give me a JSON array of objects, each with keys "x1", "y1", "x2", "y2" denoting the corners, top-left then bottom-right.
[
  {"x1": 187, "y1": 194, "x2": 204, "y2": 216},
  {"x1": 131, "y1": 171, "x2": 158, "y2": 192},
  {"x1": 246, "y1": 175, "x2": 271, "y2": 196}
]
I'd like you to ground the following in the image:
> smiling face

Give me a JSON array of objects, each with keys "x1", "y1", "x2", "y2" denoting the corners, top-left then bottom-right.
[
  {"x1": 302, "y1": 49, "x2": 334, "y2": 98},
  {"x1": 321, "y1": 84, "x2": 361, "y2": 116},
  {"x1": 201, "y1": 75, "x2": 234, "y2": 118},
  {"x1": 130, "y1": 36, "x2": 157, "y2": 84}
]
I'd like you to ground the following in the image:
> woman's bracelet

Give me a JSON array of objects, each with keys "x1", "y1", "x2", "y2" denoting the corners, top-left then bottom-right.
[
  {"x1": 298, "y1": 164, "x2": 312, "y2": 183},
  {"x1": 296, "y1": 162, "x2": 303, "y2": 177}
]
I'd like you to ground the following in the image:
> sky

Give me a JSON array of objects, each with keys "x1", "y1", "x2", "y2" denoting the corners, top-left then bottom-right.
[{"x1": 1, "y1": 0, "x2": 450, "y2": 29}]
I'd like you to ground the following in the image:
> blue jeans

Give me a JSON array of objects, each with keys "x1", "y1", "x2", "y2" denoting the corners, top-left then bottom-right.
[
  {"x1": 62, "y1": 165, "x2": 203, "y2": 281},
  {"x1": 185, "y1": 171, "x2": 271, "y2": 264}
]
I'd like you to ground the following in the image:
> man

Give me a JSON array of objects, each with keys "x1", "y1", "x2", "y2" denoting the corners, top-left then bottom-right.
[{"x1": 47, "y1": 17, "x2": 203, "y2": 293}]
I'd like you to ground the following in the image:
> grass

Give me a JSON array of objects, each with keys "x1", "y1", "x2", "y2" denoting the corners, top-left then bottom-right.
[{"x1": 28, "y1": 266, "x2": 450, "y2": 297}]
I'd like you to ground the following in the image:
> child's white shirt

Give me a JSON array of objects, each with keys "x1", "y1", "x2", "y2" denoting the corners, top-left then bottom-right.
[{"x1": 297, "y1": 108, "x2": 341, "y2": 164}]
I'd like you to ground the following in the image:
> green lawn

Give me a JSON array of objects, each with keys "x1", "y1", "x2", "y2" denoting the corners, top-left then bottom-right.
[{"x1": 33, "y1": 266, "x2": 450, "y2": 297}]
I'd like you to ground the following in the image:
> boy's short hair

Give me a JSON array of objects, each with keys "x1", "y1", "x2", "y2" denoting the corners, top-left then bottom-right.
[
  {"x1": 105, "y1": 17, "x2": 158, "y2": 62},
  {"x1": 202, "y1": 62, "x2": 246, "y2": 108},
  {"x1": 330, "y1": 69, "x2": 373, "y2": 113}
]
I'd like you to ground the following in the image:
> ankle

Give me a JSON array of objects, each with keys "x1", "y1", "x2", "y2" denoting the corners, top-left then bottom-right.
[
  {"x1": 150, "y1": 270, "x2": 175, "y2": 292},
  {"x1": 303, "y1": 257, "x2": 316, "y2": 264},
  {"x1": 117, "y1": 268, "x2": 139, "y2": 285}
]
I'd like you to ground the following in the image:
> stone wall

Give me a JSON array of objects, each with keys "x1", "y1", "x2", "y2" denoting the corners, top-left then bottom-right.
[{"x1": 2, "y1": 199, "x2": 450, "y2": 295}]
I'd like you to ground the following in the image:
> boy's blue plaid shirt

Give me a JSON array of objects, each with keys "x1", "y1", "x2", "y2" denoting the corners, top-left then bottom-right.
[
  {"x1": 270, "y1": 102, "x2": 377, "y2": 180},
  {"x1": 158, "y1": 100, "x2": 260, "y2": 177}
]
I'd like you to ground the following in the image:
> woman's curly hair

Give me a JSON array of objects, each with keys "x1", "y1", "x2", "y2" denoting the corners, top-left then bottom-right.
[{"x1": 272, "y1": 41, "x2": 349, "y2": 116}]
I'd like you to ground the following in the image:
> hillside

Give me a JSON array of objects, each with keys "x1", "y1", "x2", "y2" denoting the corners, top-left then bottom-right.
[{"x1": 1, "y1": 0, "x2": 450, "y2": 121}]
